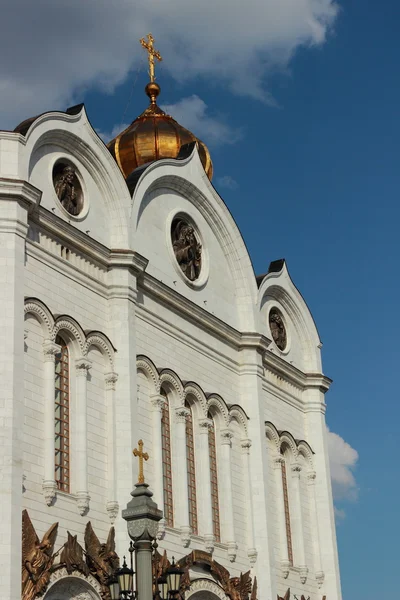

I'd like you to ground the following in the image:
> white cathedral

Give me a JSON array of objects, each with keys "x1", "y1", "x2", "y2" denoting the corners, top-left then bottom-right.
[{"x1": 0, "y1": 37, "x2": 342, "y2": 600}]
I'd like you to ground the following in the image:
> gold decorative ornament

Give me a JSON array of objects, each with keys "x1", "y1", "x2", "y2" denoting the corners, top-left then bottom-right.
[
  {"x1": 133, "y1": 439, "x2": 149, "y2": 484},
  {"x1": 107, "y1": 35, "x2": 213, "y2": 181}
]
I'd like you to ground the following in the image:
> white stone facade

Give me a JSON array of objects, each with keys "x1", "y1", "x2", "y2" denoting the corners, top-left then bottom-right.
[{"x1": 0, "y1": 107, "x2": 341, "y2": 600}]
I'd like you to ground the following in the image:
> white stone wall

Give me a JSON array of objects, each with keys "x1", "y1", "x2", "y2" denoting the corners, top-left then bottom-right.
[{"x1": 0, "y1": 112, "x2": 341, "y2": 600}]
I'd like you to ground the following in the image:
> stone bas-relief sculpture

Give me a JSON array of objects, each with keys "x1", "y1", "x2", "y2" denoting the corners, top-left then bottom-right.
[
  {"x1": 22, "y1": 510, "x2": 59, "y2": 600},
  {"x1": 53, "y1": 163, "x2": 83, "y2": 216},
  {"x1": 172, "y1": 218, "x2": 202, "y2": 281},
  {"x1": 22, "y1": 509, "x2": 119, "y2": 600},
  {"x1": 269, "y1": 308, "x2": 287, "y2": 351}
]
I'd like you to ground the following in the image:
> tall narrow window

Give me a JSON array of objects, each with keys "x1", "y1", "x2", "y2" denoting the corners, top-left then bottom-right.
[
  {"x1": 281, "y1": 448, "x2": 293, "y2": 565},
  {"x1": 208, "y1": 414, "x2": 221, "y2": 541},
  {"x1": 161, "y1": 390, "x2": 174, "y2": 527},
  {"x1": 54, "y1": 335, "x2": 70, "y2": 492},
  {"x1": 185, "y1": 402, "x2": 198, "y2": 534}
]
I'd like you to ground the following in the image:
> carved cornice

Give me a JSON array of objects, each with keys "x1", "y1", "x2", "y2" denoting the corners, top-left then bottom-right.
[{"x1": 0, "y1": 178, "x2": 41, "y2": 213}]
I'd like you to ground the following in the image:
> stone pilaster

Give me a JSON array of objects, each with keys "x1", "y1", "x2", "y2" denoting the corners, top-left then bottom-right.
[
  {"x1": 241, "y1": 438, "x2": 257, "y2": 565},
  {"x1": 291, "y1": 463, "x2": 308, "y2": 584},
  {"x1": 197, "y1": 418, "x2": 215, "y2": 553},
  {"x1": 75, "y1": 357, "x2": 92, "y2": 515},
  {"x1": 42, "y1": 340, "x2": 61, "y2": 506},
  {"x1": 105, "y1": 371, "x2": 119, "y2": 523},
  {"x1": 220, "y1": 429, "x2": 237, "y2": 562},
  {"x1": 174, "y1": 406, "x2": 191, "y2": 547}
]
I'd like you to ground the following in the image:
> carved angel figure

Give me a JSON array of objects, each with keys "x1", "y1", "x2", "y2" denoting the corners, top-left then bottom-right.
[
  {"x1": 22, "y1": 509, "x2": 58, "y2": 600},
  {"x1": 172, "y1": 219, "x2": 202, "y2": 281},
  {"x1": 228, "y1": 571, "x2": 253, "y2": 600},
  {"x1": 85, "y1": 522, "x2": 119, "y2": 597},
  {"x1": 60, "y1": 531, "x2": 90, "y2": 576}
]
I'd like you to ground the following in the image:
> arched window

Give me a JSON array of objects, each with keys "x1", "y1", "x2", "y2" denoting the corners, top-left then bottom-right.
[
  {"x1": 54, "y1": 335, "x2": 70, "y2": 493},
  {"x1": 208, "y1": 413, "x2": 220, "y2": 541},
  {"x1": 280, "y1": 447, "x2": 293, "y2": 565},
  {"x1": 185, "y1": 401, "x2": 198, "y2": 534},
  {"x1": 161, "y1": 390, "x2": 174, "y2": 527}
]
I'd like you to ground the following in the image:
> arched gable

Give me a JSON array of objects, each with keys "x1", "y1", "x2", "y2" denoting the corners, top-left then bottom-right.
[
  {"x1": 21, "y1": 106, "x2": 131, "y2": 248},
  {"x1": 258, "y1": 260, "x2": 322, "y2": 372},
  {"x1": 130, "y1": 151, "x2": 258, "y2": 331}
]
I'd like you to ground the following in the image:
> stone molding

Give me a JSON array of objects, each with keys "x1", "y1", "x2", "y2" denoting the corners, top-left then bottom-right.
[{"x1": 185, "y1": 578, "x2": 228, "y2": 600}]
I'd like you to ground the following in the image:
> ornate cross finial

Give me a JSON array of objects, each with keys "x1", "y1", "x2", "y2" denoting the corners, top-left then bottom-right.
[
  {"x1": 140, "y1": 33, "x2": 162, "y2": 83},
  {"x1": 133, "y1": 439, "x2": 149, "y2": 484}
]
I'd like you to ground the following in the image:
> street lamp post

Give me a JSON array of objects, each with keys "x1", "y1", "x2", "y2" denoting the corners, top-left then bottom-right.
[
  {"x1": 108, "y1": 441, "x2": 184, "y2": 600},
  {"x1": 121, "y1": 441, "x2": 163, "y2": 600}
]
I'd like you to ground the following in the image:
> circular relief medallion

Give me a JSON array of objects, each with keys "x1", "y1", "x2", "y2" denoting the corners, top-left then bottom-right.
[
  {"x1": 171, "y1": 218, "x2": 202, "y2": 282},
  {"x1": 53, "y1": 162, "x2": 84, "y2": 217},
  {"x1": 269, "y1": 308, "x2": 287, "y2": 351}
]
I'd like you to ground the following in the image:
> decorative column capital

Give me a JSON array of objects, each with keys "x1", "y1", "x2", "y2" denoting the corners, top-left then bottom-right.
[
  {"x1": 220, "y1": 429, "x2": 234, "y2": 445},
  {"x1": 273, "y1": 455, "x2": 285, "y2": 469},
  {"x1": 75, "y1": 357, "x2": 92, "y2": 375},
  {"x1": 43, "y1": 340, "x2": 60, "y2": 362},
  {"x1": 174, "y1": 406, "x2": 190, "y2": 424},
  {"x1": 199, "y1": 418, "x2": 213, "y2": 433},
  {"x1": 150, "y1": 395, "x2": 166, "y2": 412},
  {"x1": 290, "y1": 463, "x2": 302, "y2": 478},
  {"x1": 105, "y1": 371, "x2": 118, "y2": 390},
  {"x1": 240, "y1": 438, "x2": 252, "y2": 454},
  {"x1": 307, "y1": 470, "x2": 317, "y2": 484}
]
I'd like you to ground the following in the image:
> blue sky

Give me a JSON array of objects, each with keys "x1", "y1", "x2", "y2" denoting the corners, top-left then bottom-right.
[{"x1": 2, "y1": 0, "x2": 399, "y2": 597}]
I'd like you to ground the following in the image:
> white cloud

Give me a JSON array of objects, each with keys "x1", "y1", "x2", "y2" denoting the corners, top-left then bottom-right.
[
  {"x1": 327, "y1": 428, "x2": 359, "y2": 502},
  {"x1": 161, "y1": 96, "x2": 241, "y2": 146},
  {"x1": 216, "y1": 175, "x2": 239, "y2": 190},
  {"x1": 0, "y1": 0, "x2": 338, "y2": 128}
]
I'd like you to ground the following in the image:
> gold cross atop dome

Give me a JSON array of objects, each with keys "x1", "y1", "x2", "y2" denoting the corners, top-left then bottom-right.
[
  {"x1": 140, "y1": 33, "x2": 162, "y2": 83},
  {"x1": 133, "y1": 439, "x2": 149, "y2": 484}
]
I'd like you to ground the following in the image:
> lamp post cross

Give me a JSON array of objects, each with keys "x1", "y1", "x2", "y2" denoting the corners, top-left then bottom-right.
[{"x1": 133, "y1": 439, "x2": 149, "y2": 484}]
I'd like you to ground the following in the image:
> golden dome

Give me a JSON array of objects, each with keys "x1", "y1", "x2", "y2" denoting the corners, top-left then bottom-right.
[{"x1": 107, "y1": 82, "x2": 213, "y2": 181}]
